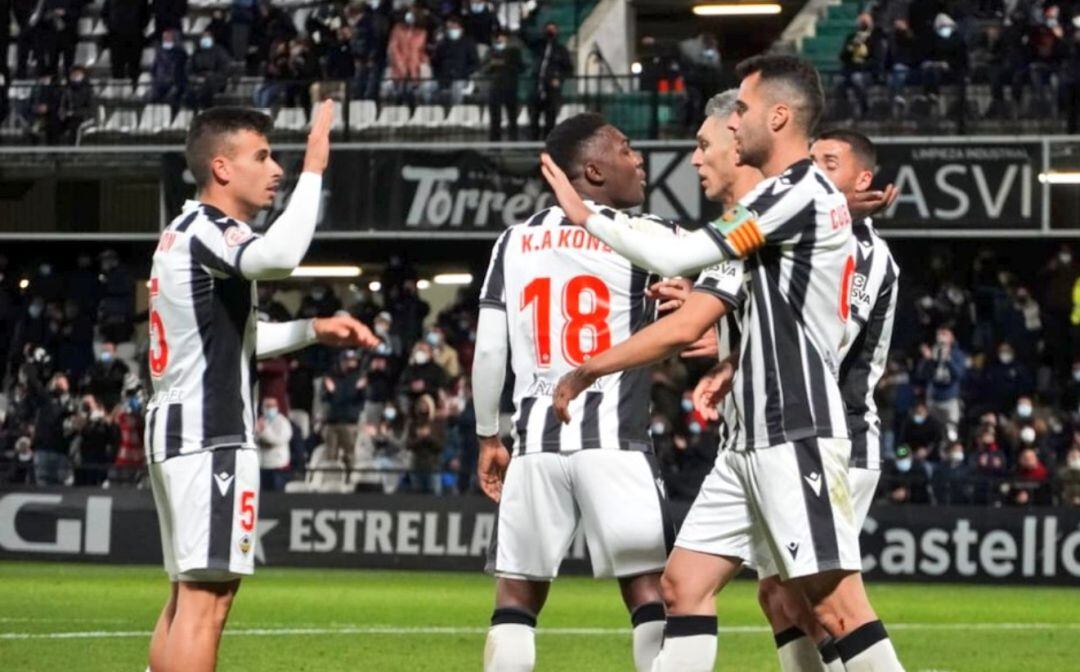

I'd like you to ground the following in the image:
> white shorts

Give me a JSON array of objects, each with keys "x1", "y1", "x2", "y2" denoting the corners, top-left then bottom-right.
[
  {"x1": 850, "y1": 466, "x2": 881, "y2": 531},
  {"x1": 487, "y1": 450, "x2": 673, "y2": 580},
  {"x1": 149, "y1": 448, "x2": 261, "y2": 582},
  {"x1": 677, "y1": 438, "x2": 862, "y2": 581}
]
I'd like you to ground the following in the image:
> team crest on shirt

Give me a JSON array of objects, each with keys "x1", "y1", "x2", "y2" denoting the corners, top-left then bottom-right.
[
  {"x1": 239, "y1": 534, "x2": 252, "y2": 555},
  {"x1": 224, "y1": 224, "x2": 254, "y2": 247}
]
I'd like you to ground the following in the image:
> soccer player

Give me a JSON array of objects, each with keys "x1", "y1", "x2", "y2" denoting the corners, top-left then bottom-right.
[
  {"x1": 541, "y1": 55, "x2": 905, "y2": 671},
  {"x1": 473, "y1": 114, "x2": 676, "y2": 672},
  {"x1": 145, "y1": 102, "x2": 378, "y2": 672}
]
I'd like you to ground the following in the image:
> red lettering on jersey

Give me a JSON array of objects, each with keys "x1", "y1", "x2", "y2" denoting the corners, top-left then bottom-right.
[
  {"x1": 540, "y1": 230, "x2": 552, "y2": 250},
  {"x1": 586, "y1": 235, "x2": 602, "y2": 251},
  {"x1": 830, "y1": 205, "x2": 852, "y2": 231},
  {"x1": 156, "y1": 231, "x2": 177, "y2": 253},
  {"x1": 571, "y1": 229, "x2": 585, "y2": 248},
  {"x1": 521, "y1": 234, "x2": 533, "y2": 253},
  {"x1": 557, "y1": 229, "x2": 572, "y2": 248}
]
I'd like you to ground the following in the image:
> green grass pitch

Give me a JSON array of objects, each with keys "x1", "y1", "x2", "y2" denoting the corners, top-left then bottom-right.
[{"x1": 1, "y1": 561, "x2": 1078, "y2": 671}]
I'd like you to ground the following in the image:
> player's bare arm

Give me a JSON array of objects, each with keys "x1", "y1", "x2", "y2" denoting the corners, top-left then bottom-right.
[
  {"x1": 541, "y1": 152, "x2": 732, "y2": 277},
  {"x1": 553, "y1": 292, "x2": 729, "y2": 423}
]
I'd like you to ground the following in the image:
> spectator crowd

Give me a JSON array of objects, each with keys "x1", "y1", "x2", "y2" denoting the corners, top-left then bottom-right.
[
  {"x1": 1, "y1": 0, "x2": 575, "y2": 143},
  {"x1": 3, "y1": 242, "x2": 1080, "y2": 511}
]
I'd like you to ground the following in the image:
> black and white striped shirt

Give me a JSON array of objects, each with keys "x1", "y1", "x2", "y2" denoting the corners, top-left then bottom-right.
[
  {"x1": 145, "y1": 201, "x2": 261, "y2": 463},
  {"x1": 839, "y1": 219, "x2": 900, "y2": 470},
  {"x1": 701, "y1": 159, "x2": 855, "y2": 450},
  {"x1": 478, "y1": 203, "x2": 677, "y2": 454}
]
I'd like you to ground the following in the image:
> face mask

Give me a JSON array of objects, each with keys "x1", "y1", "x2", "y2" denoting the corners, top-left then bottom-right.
[
  {"x1": 368, "y1": 0, "x2": 379, "y2": 6},
  {"x1": 702, "y1": 48, "x2": 718, "y2": 61},
  {"x1": 949, "y1": 451, "x2": 964, "y2": 465},
  {"x1": 947, "y1": 288, "x2": 964, "y2": 305},
  {"x1": 1072, "y1": 369, "x2": 1080, "y2": 383},
  {"x1": 896, "y1": 457, "x2": 913, "y2": 473},
  {"x1": 100, "y1": 352, "x2": 113, "y2": 363},
  {"x1": 405, "y1": 12, "x2": 415, "y2": 25},
  {"x1": 200, "y1": 36, "x2": 213, "y2": 49},
  {"x1": 688, "y1": 421, "x2": 702, "y2": 435},
  {"x1": 937, "y1": 26, "x2": 954, "y2": 39},
  {"x1": 999, "y1": 351, "x2": 1014, "y2": 365},
  {"x1": 681, "y1": 399, "x2": 694, "y2": 413},
  {"x1": 383, "y1": 407, "x2": 398, "y2": 421},
  {"x1": 1061, "y1": 253, "x2": 1073, "y2": 264},
  {"x1": 375, "y1": 323, "x2": 390, "y2": 336},
  {"x1": 494, "y1": 40, "x2": 506, "y2": 51},
  {"x1": 90, "y1": 409, "x2": 105, "y2": 421},
  {"x1": 265, "y1": 408, "x2": 278, "y2": 420},
  {"x1": 127, "y1": 396, "x2": 142, "y2": 413},
  {"x1": 472, "y1": 2, "x2": 486, "y2": 12},
  {"x1": 1017, "y1": 403, "x2": 1033, "y2": 418},
  {"x1": 1070, "y1": 458, "x2": 1080, "y2": 470},
  {"x1": 913, "y1": 413, "x2": 926, "y2": 425},
  {"x1": 426, "y1": 332, "x2": 442, "y2": 347},
  {"x1": 163, "y1": 41, "x2": 175, "y2": 50},
  {"x1": 1021, "y1": 427, "x2": 1037, "y2": 444},
  {"x1": 71, "y1": 74, "x2": 84, "y2": 84},
  {"x1": 311, "y1": 289, "x2": 326, "y2": 300},
  {"x1": 447, "y1": 28, "x2": 463, "y2": 41},
  {"x1": 651, "y1": 421, "x2": 666, "y2": 436},
  {"x1": 413, "y1": 351, "x2": 430, "y2": 365},
  {"x1": 28, "y1": 303, "x2": 43, "y2": 318}
]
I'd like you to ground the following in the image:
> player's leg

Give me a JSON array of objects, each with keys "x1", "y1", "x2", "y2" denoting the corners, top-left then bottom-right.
[
  {"x1": 571, "y1": 450, "x2": 672, "y2": 672},
  {"x1": 484, "y1": 453, "x2": 577, "y2": 672},
  {"x1": 650, "y1": 450, "x2": 757, "y2": 672},
  {"x1": 757, "y1": 576, "x2": 841, "y2": 672},
  {"x1": 158, "y1": 578, "x2": 241, "y2": 672},
  {"x1": 147, "y1": 582, "x2": 178, "y2": 672}
]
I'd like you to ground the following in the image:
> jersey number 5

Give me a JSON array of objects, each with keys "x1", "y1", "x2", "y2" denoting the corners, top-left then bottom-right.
[
  {"x1": 148, "y1": 278, "x2": 169, "y2": 378},
  {"x1": 521, "y1": 275, "x2": 612, "y2": 367}
]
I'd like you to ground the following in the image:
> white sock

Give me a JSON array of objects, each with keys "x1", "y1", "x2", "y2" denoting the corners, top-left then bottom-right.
[
  {"x1": 484, "y1": 608, "x2": 537, "y2": 672},
  {"x1": 818, "y1": 636, "x2": 846, "y2": 672},
  {"x1": 836, "y1": 621, "x2": 905, "y2": 672},
  {"x1": 631, "y1": 602, "x2": 666, "y2": 672},
  {"x1": 650, "y1": 615, "x2": 717, "y2": 672},
  {"x1": 774, "y1": 627, "x2": 828, "y2": 671}
]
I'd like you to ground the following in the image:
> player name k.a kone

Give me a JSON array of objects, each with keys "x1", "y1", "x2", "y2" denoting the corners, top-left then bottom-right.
[{"x1": 519, "y1": 228, "x2": 613, "y2": 254}]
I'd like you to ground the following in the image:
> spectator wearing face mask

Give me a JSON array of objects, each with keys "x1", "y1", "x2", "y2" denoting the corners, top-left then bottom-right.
[
  {"x1": 407, "y1": 393, "x2": 444, "y2": 494},
  {"x1": 898, "y1": 401, "x2": 944, "y2": 454},
  {"x1": 102, "y1": 0, "x2": 149, "y2": 85},
  {"x1": 388, "y1": 279, "x2": 429, "y2": 351},
  {"x1": 58, "y1": 66, "x2": 94, "y2": 143},
  {"x1": 425, "y1": 327, "x2": 460, "y2": 379},
  {"x1": 187, "y1": 32, "x2": 231, "y2": 110},
  {"x1": 256, "y1": 397, "x2": 292, "y2": 492},
  {"x1": 110, "y1": 381, "x2": 145, "y2": 486},
  {"x1": 921, "y1": 14, "x2": 968, "y2": 96},
  {"x1": 882, "y1": 444, "x2": 931, "y2": 504},
  {"x1": 972, "y1": 425, "x2": 1009, "y2": 504},
  {"x1": 463, "y1": 1, "x2": 499, "y2": 46},
  {"x1": 839, "y1": 12, "x2": 883, "y2": 116},
  {"x1": 372, "y1": 311, "x2": 403, "y2": 362},
  {"x1": 83, "y1": 342, "x2": 129, "y2": 412},
  {"x1": 25, "y1": 368, "x2": 76, "y2": 485},
  {"x1": 321, "y1": 349, "x2": 366, "y2": 477},
  {"x1": 979, "y1": 342, "x2": 1035, "y2": 415},
  {"x1": 1011, "y1": 446, "x2": 1051, "y2": 506},
  {"x1": 398, "y1": 342, "x2": 448, "y2": 405},
  {"x1": 352, "y1": 0, "x2": 392, "y2": 101},
  {"x1": 916, "y1": 326, "x2": 967, "y2": 431},
  {"x1": 70, "y1": 394, "x2": 119, "y2": 487},
  {"x1": 149, "y1": 28, "x2": 188, "y2": 110},
  {"x1": 433, "y1": 16, "x2": 479, "y2": 104},
  {"x1": 932, "y1": 441, "x2": 974, "y2": 504},
  {"x1": 7, "y1": 437, "x2": 35, "y2": 484},
  {"x1": 97, "y1": 249, "x2": 135, "y2": 344},
  {"x1": 373, "y1": 403, "x2": 408, "y2": 493},
  {"x1": 1055, "y1": 446, "x2": 1080, "y2": 506},
  {"x1": 388, "y1": 5, "x2": 430, "y2": 102},
  {"x1": 677, "y1": 31, "x2": 722, "y2": 132},
  {"x1": 481, "y1": 28, "x2": 523, "y2": 141}
]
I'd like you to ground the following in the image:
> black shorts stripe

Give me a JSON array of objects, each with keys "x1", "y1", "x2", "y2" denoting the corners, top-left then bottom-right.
[
  {"x1": 644, "y1": 453, "x2": 676, "y2": 554},
  {"x1": 208, "y1": 448, "x2": 238, "y2": 570},
  {"x1": 514, "y1": 397, "x2": 537, "y2": 455},
  {"x1": 580, "y1": 392, "x2": 603, "y2": 448},
  {"x1": 541, "y1": 406, "x2": 562, "y2": 452},
  {"x1": 191, "y1": 262, "x2": 251, "y2": 447},
  {"x1": 793, "y1": 438, "x2": 841, "y2": 568},
  {"x1": 146, "y1": 406, "x2": 159, "y2": 463},
  {"x1": 164, "y1": 404, "x2": 183, "y2": 459}
]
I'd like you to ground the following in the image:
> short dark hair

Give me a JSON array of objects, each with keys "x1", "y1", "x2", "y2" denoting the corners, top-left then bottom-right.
[
  {"x1": 734, "y1": 54, "x2": 824, "y2": 135},
  {"x1": 185, "y1": 107, "x2": 274, "y2": 188},
  {"x1": 544, "y1": 113, "x2": 611, "y2": 178},
  {"x1": 815, "y1": 128, "x2": 876, "y2": 170}
]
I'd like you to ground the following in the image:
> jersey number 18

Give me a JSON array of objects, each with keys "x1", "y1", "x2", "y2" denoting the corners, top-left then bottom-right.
[{"x1": 521, "y1": 275, "x2": 611, "y2": 367}]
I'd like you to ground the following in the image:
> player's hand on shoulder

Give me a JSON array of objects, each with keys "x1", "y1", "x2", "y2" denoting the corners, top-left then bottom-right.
[
  {"x1": 477, "y1": 435, "x2": 510, "y2": 502},
  {"x1": 647, "y1": 277, "x2": 693, "y2": 313},
  {"x1": 302, "y1": 99, "x2": 335, "y2": 175},
  {"x1": 313, "y1": 314, "x2": 381, "y2": 349},
  {"x1": 539, "y1": 152, "x2": 591, "y2": 228},
  {"x1": 847, "y1": 183, "x2": 898, "y2": 220}
]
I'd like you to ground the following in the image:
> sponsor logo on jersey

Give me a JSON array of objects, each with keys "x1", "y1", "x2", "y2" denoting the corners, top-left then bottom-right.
[
  {"x1": 224, "y1": 224, "x2": 253, "y2": 248},
  {"x1": 803, "y1": 472, "x2": 823, "y2": 498},
  {"x1": 214, "y1": 471, "x2": 235, "y2": 497}
]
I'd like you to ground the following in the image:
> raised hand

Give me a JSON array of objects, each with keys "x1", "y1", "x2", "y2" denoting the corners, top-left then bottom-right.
[
  {"x1": 539, "y1": 152, "x2": 592, "y2": 228},
  {"x1": 302, "y1": 100, "x2": 335, "y2": 175}
]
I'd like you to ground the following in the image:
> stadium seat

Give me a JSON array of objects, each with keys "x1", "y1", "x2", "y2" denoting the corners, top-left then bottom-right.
[
  {"x1": 77, "y1": 17, "x2": 94, "y2": 37},
  {"x1": 409, "y1": 105, "x2": 446, "y2": 129},
  {"x1": 133, "y1": 72, "x2": 153, "y2": 100},
  {"x1": 140, "y1": 47, "x2": 155, "y2": 69},
  {"x1": 170, "y1": 108, "x2": 194, "y2": 132},
  {"x1": 74, "y1": 41, "x2": 97, "y2": 67},
  {"x1": 557, "y1": 103, "x2": 587, "y2": 124},
  {"x1": 9, "y1": 80, "x2": 32, "y2": 102},
  {"x1": 138, "y1": 104, "x2": 173, "y2": 134},
  {"x1": 347, "y1": 100, "x2": 378, "y2": 132},
  {"x1": 306, "y1": 445, "x2": 352, "y2": 493},
  {"x1": 288, "y1": 410, "x2": 311, "y2": 440},
  {"x1": 91, "y1": 19, "x2": 106, "y2": 36},
  {"x1": 373, "y1": 105, "x2": 411, "y2": 129},
  {"x1": 445, "y1": 104, "x2": 483, "y2": 130},
  {"x1": 275, "y1": 107, "x2": 308, "y2": 132},
  {"x1": 188, "y1": 15, "x2": 211, "y2": 35}
]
